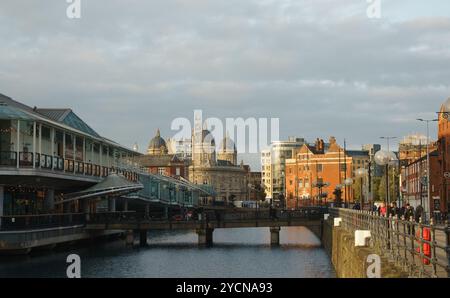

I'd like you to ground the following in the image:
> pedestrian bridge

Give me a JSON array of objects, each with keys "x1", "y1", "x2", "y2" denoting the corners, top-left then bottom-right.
[{"x1": 85, "y1": 207, "x2": 327, "y2": 246}]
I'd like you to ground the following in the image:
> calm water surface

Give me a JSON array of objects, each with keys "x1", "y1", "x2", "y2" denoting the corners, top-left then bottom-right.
[{"x1": 0, "y1": 227, "x2": 335, "y2": 278}]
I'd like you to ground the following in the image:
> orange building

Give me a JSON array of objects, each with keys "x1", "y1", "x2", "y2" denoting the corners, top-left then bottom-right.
[
  {"x1": 436, "y1": 100, "x2": 450, "y2": 214},
  {"x1": 285, "y1": 137, "x2": 370, "y2": 209}
]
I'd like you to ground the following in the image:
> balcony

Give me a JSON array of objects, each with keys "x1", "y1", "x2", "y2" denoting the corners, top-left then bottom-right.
[{"x1": 0, "y1": 150, "x2": 139, "y2": 182}]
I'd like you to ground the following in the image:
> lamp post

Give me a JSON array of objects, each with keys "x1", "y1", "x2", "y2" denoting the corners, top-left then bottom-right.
[
  {"x1": 374, "y1": 150, "x2": 396, "y2": 207},
  {"x1": 344, "y1": 178, "x2": 353, "y2": 208},
  {"x1": 355, "y1": 168, "x2": 368, "y2": 210},
  {"x1": 380, "y1": 136, "x2": 397, "y2": 152},
  {"x1": 417, "y1": 118, "x2": 438, "y2": 220}
]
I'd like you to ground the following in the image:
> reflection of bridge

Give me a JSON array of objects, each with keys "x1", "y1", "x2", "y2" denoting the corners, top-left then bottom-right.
[{"x1": 85, "y1": 207, "x2": 327, "y2": 247}]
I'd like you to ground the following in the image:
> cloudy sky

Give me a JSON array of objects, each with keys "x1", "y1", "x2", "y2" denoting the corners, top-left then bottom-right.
[{"x1": 1, "y1": 0, "x2": 450, "y2": 169}]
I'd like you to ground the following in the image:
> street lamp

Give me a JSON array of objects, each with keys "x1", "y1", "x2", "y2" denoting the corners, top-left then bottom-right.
[
  {"x1": 417, "y1": 118, "x2": 438, "y2": 220},
  {"x1": 380, "y1": 136, "x2": 397, "y2": 152},
  {"x1": 355, "y1": 168, "x2": 368, "y2": 209},
  {"x1": 374, "y1": 150, "x2": 397, "y2": 207},
  {"x1": 344, "y1": 178, "x2": 353, "y2": 208}
]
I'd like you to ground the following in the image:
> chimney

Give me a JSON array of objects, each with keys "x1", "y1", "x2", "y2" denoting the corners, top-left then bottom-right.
[{"x1": 315, "y1": 138, "x2": 320, "y2": 151}]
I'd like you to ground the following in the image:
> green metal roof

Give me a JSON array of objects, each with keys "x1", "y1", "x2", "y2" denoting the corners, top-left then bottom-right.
[
  {"x1": 61, "y1": 111, "x2": 100, "y2": 137},
  {"x1": 0, "y1": 103, "x2": 35, "y2": 120}
]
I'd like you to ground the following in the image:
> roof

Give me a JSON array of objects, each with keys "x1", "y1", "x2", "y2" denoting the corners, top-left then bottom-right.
[
  {"x1": 36, "y1": 108, "x2": 100, "y2": 137},
  {"x1": 57, "y1": 173, "x2": 143, "y2": 203},
  {"x1": 0, "y1": 102, "x2": 34, "y2": 120},
  {"x1": 346, "y1": 150, "x2": 370, "y2": 157},
  {"x1": 0, "y1": 93, "x2": 135, "y2": 153},
  {"x1": 148, "y1": 129, "x2": 167, "y2": 150},
  {"x1": 217, "y1": 159, "x2": 235, "y2": 167},
  {"x1": 35, "y1": 108, "x2": 71, "y2": 122},
  {"x1": 137, "y1": 154, "x2": 184, "y2": 167}
]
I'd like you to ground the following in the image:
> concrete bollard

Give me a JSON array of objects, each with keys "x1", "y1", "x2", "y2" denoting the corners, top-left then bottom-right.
[
  {"x1": 334, "y1": 217, "x2": 342, "y2": 227},
  {"x1": 270, "y1": 226, "x2": 281, "y2": 246},
  {"x1": 125, "y1": 230, "x2": 134, "y2": 246},
  {"x1": 355, "y1": 230, "x2": 371, "y2": 247},
  {"x1": 324, "y1": 214, "x2": 330, "y2": 220}
]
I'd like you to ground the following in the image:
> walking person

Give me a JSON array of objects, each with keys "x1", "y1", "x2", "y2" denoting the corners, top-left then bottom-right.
[
  {"x1": 404, "y1": 204, "x2": 415, "y2": 235},
  {"x1": 415, "y1": 204, "x2": 424, "y2": 223}
]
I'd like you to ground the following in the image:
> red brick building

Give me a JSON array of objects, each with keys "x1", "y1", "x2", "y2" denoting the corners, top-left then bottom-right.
[
  {"x1": 285, "y1": 137, "x2": 369, "y2": 209},
  {"x1": 436, "y1": 100, "x2": 450, "y2": 214},
  {"x1": 137, "y1": 129, "x2": 188, "y2": 178},
  {"x1": 401, "y1": 151, "x2": 441, "y2": 216}
]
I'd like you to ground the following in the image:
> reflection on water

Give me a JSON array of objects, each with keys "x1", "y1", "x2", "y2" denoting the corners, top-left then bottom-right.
[{"x1": 0, "y1": 227, "x2": 335, "y2": 278}]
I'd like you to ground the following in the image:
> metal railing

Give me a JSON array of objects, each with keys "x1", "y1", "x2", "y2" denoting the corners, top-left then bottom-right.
[
  {"x1": 87, "y1": 207, "x2": 327, "y2": 225},
  {"x1": 329, "y1": 208, "x2": 450, "y2": 278},
  {"x1": 0, "y1": 150, "x2": 139, "y2": 182},
  {"x1": 0, "y1": 213, "x2": 86, "y2": 231}
]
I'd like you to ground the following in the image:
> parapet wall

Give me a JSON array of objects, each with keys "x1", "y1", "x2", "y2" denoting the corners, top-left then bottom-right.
[{"x1": 322, "y1": 218, "x2": 408, "y2": 278}]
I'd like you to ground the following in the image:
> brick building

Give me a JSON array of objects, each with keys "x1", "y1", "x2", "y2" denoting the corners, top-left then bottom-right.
[
  {"x1": 137, "y1": 129, "x2": 188, "y2": 178},
  {"x1": 285, "y1": 137, "x2": 370, "y2": 209},
  {"x1": 401, "y1": 150, "x2": 441, "y2": 216}
]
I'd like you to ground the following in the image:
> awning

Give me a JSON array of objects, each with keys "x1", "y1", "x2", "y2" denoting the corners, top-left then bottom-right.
[{"x1": 56, "y1": 173, "x2": 143, "y2": 204}]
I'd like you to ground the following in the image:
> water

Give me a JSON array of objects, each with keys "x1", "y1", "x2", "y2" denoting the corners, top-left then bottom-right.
[{"x1": 0, "y1": 227, "x2": 335, "y2": 278}]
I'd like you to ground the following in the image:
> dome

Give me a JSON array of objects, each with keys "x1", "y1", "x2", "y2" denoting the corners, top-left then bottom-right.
[
  {"x1": 147, "y1": 129, "x2": 168, "y2": 155},
  {"x1": 200, "y1": 129, "x2": 215, "y2": 146},
  {"x1": 219, "y1": 135, "x2": 236, "y2": 152},
  {"x1": 443, "y1": 97, "x2": 450, "y2": 113}
]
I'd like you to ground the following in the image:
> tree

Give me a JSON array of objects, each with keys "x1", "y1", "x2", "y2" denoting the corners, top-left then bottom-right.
[
  {"x1": 371, "y1": 177, "x2": 381, "y2": 202},
  {"x1": 352, "y1": 178, "x2": 363, "y2": 203}
]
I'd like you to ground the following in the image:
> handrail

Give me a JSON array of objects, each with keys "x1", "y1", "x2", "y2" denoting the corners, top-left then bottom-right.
[{"x1": 328, "y1": 208, "x2": 450, "y2": 278}]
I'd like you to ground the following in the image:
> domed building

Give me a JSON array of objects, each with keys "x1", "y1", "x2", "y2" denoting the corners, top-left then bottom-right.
[
  {"x1": 147, "y1": 129, "x2": 168, "y2": 155},
  {"x1": 137, "y1": 129, "x2": 188, "y2": 178},
  {"x1": 217, "y1": 134, "x2": 237, "y2": 166},
  {"x1": 191, "y1": 127, "x2": 217, "y2": 167},
  {"x1": 189, "y1": 127, "x2": 247, "y2": 205}
]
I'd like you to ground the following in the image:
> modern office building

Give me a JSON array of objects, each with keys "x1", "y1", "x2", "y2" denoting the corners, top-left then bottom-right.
[
  {"x1": 260, "y1": 137, "x2": 305, "y2": 203},
  {"x1": 261, "y1": 149, "x2": 272, "y2": 199}
]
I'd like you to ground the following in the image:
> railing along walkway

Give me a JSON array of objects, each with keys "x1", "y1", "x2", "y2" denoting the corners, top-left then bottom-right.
[{"x1": 329, "y1": 208, "x2": 450, "y2": 278}]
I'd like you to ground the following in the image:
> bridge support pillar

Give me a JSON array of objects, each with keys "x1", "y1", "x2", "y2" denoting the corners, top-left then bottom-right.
[
  {"x1": 139, "y1": 230, "x2": 148, "y2": 247},
  {"x1": 197, "y1": 228, "x2": 214, "y2": 247},
  {"x1": 125, "y1": 230, "x2": 134, "y2": 246},
  {"x1": 108, "y1": 198, "x2": 116, "y2": 212},
  {"x1": 0, "y1": 185, "x2": 4, "y2": 229},
  {"x1": 44, "y1": 188, "x2": 54, "y2": 211},
  {"x1": 81, "y1": 199, "x2": 90, "y2": 221},
  {"x1": 145, "y1": 204, "x2": 150, "y2": 218},
  {"x1": 164, "y1": 207, "x2": 169, "y2": 219},
  {"x1": 270, "y1": 226, "x2": 281, "y2": 246}
]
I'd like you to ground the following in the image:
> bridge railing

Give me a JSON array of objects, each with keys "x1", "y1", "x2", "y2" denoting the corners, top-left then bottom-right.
[
  {"x1": 86, "y1": 207, "x2": 328, "y2": 225},
  {"x1": 0, "y1": 213, "x2": 86, "y2": 231},
  {"x1": 329, "y1": 208, "x2": 450, "y2": 278}
]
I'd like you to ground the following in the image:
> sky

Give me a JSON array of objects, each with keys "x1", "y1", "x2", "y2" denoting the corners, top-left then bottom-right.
[{"x1": 1, "y1": 0, "x2": 450, "y2": 169}]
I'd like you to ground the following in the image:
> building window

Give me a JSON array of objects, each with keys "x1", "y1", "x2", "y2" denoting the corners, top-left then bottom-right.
[
  {"x1": 158, "y1": 167, "x2": 165, "y2": 175},
  {"x1": 317, "y1": 164, "x2": 323, "y2": 172},
  {"x1": 176, "y1": 167, "x2": 181, "y2": 176}
]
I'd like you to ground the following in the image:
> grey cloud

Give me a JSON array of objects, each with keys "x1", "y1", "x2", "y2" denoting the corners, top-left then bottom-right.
[{"x1": 0, "y1": 0, "x2": 449, "y2": 169}]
